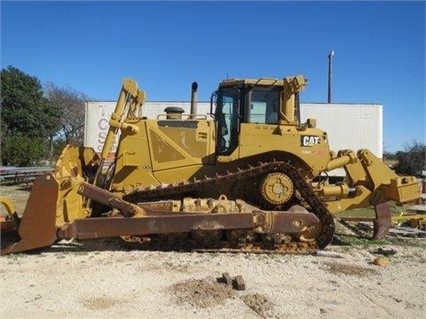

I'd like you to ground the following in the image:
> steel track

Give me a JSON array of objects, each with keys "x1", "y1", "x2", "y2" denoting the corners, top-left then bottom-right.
[{"x1": 122, "y1": 161, "x2": 335, "y2": 253}]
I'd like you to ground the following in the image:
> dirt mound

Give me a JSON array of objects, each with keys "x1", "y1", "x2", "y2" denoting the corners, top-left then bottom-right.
[
  {"x1": 171, "y1": 277, "x2": 236, "y2": 308},
  {"x1": 171, "y1": 277, "x2": 280, "y2": 318}
]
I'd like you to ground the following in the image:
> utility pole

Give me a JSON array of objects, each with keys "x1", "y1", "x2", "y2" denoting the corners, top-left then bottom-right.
[{"x1": 327, "y1": 50, "x2": 334, "y2": 103}]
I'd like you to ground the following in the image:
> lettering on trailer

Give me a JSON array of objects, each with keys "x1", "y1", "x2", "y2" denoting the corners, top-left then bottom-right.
[
  {"x1": 301, "y1": 135, "x2": 320, "y2": 147},
  {"x1": 96, "y1": 105, "x2": 119, "y2": 152}
]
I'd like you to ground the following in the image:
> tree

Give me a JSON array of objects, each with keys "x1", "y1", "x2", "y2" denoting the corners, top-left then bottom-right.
[
  {"x1": 1, "y1": 66, "x2": 61, "y2": 166},
  {"x1": 394, "y1": 141, "x2": 425, "y2": 177},
  {"x1": 1, "y1": 136, "x2": 48, "y2": 166},
  {"x1": 44, "y1": 82, "x2": 88, "y2": 145}
]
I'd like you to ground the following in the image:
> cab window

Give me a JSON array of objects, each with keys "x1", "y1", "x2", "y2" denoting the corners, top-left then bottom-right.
[
  {"x1": 215, "y1": 89, "x2": 239, "y2": 155},
  {"x1": 248, "y1": 87, "x2": 281, "y2": 124}
]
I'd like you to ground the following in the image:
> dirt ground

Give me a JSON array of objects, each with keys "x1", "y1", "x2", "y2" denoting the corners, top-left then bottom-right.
[{"x1": 1, "y1": 184, "x2": 425, "y2": 319}]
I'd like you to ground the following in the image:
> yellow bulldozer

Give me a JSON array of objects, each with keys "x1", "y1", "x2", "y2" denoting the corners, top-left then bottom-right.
[{"x1": 0, "y1": 75, "x2": 420, "y2": 255}]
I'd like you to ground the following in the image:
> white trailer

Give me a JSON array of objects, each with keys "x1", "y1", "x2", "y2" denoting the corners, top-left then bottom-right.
[
  {"x1": 84, "y1": 101, "x2": 383, "y2": 161},
  {"x1": 301, "y1": 103, "x2": 383, "y2": 159}
]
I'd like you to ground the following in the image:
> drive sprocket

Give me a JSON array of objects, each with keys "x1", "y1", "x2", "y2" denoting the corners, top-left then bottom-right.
[{"x1": 258, "y1": 171, "x2": 295, "y2": 209}]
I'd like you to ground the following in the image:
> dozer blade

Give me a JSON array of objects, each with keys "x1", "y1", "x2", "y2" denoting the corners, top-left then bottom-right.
[
  {"x1": 373, "y1": 202, "x2": 392, "y2": 240},
  {"x1": 1, "y1": 173, "x2": 58, "y2": 255}
]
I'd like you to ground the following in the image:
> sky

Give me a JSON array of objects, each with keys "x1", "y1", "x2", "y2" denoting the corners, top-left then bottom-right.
[{"x1": 1, "y1": 1, "x2": 425, "y2": 152}]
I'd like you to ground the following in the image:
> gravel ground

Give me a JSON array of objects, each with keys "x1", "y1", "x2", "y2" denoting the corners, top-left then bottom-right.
[{"x1": 1, "y1": 184, "x2": 425, "y2": 319}]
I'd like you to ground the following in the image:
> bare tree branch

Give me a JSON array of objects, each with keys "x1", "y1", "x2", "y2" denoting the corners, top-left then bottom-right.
[{"x1": 44, "y1": 82, "x2": 90, "y2": 145}]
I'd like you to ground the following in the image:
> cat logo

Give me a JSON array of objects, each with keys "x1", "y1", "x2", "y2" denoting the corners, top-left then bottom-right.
[{"x1": 301, "y1": 135, "x2": 320, "y2": 147}]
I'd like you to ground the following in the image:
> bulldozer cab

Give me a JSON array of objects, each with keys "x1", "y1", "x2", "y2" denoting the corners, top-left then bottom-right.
[{"x1": 213, "y1": 78, "x2": 299, "y2": 156}]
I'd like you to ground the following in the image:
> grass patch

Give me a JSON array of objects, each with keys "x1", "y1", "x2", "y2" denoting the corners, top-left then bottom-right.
[
  {"x1": 337, "y1": 202, "x2": 404, "y2": 219},
  {"x1": 337, "y1": 207, "x2": 375, "y2": 219}
]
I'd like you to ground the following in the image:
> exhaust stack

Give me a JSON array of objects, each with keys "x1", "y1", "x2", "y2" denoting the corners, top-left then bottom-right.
[{"x1": 190, "y1": 81, "x2": 198, "y2": 117}]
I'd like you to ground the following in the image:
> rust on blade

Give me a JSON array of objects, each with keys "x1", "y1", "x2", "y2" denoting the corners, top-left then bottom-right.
[
  {"x1": 78, "y1": 182, "x2": 143, "y2": 217},
  {"x1": 261, "y1": 206, "x2": 320, "y2": 233},
  {"x1": 57, "y1": 213, "x2": 254, "y2": 240},
  {"x1": 373, "y1": 202, "x2": 392, "y2": 240},
  {"x1": 1, "y1": 173, "x2": 59, "y2": 255}
]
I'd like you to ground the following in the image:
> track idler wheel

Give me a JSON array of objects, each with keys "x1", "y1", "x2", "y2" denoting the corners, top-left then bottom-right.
[{"x1": 259, "y1": 172, "x2": 295, "y2": 209}]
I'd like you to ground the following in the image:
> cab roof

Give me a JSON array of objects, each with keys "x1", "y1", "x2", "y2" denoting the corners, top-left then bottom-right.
[{"x1": 218, "y1": 78, "x2": 284, "y2": 87}]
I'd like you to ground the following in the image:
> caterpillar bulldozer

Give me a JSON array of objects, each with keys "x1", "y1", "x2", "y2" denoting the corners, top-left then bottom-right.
[{"x1": 0, "y1": 75, "x2": 420, "y2": 255}]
